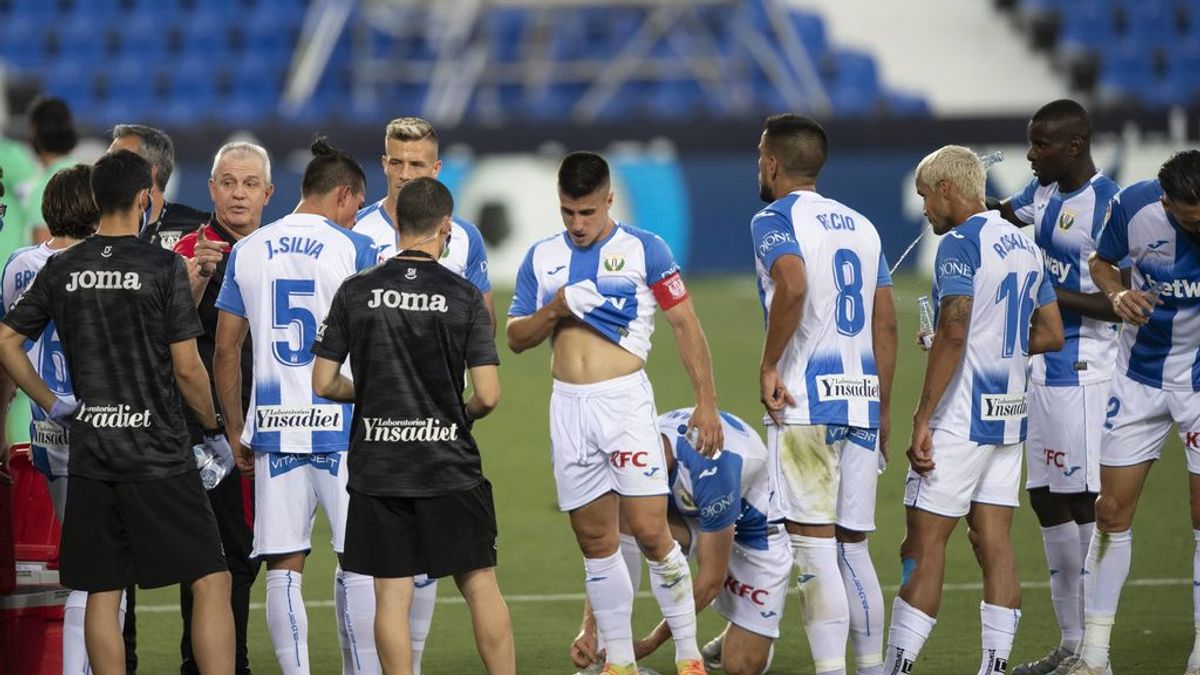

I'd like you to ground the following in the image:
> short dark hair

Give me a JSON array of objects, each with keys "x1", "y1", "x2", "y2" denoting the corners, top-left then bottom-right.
[
  {"x1": 42, "y1": 164, "x2": 98, "y2": 240},
  {"x1": 1031, "y1": 99, "x2": 1091, "y2": 141},
  {"x1": 112, "y1": 124, "x2": 175, "y2": 191},
  {"x1": 301, "y1": 136, "x2": 366, "y2": 198},
  {"x1": 558, "y1": 151, "x2": 610, "y2": 199},
  {"x1": 395, "y1": 177, "x2": 454, "y2": 237},
  {"x1": 91, "y1": 150, "x2": 152, "y2": 216},
  {"x1": 762, "y1": 113, "x2": 827, "y2": 179},
  {"x1": 1159, "y1": 150, "x2": 1200, "y2": 205},
  {"x1": 29, "y1": 97, "x2": 78, "y2": 156}
]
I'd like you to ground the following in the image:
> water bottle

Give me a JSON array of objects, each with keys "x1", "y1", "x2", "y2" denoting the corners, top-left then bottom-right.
[
  {"x1": 917, "y1": 295, "x2": 935, "y2": 351},
  {"x1": 193, "y1": 444, "x2": 228, "y2": 490},
  {"x1": 1142, "y1": 281, "x2": 1166, "y2": 317},
  {"x1": 978, "y1": 150, "x2": 1005, "y2": 170}
]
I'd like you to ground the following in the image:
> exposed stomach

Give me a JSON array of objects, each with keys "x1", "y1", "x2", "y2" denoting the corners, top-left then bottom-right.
[{"x1": 550, "y1": 318, "x2": 644, "y2": 384}]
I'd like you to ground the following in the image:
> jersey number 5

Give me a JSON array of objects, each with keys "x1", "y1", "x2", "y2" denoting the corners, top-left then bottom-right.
[
  {"x1": 272, "y1": 279, "x2": 317, "y2": 366},
  {"x1": 833, "y1": 249, "x2": 865, "y2": 336},
  {"x1": 995, "y1": 271, "x2": 1038, "y2": 358}
]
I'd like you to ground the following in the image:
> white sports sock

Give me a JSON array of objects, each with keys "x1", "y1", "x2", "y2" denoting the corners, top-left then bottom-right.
[
  {"x1": 619, "y1": 533, "x2": 644, "y2": 594},
  {"x1": 63, "y1": 590, "x2": 89, "y2": 674},
  {"x1": 266, "y1": 569, "x2": 309, "y2": 674},
  {"x1": 792, "y1": 534, "x2": 849, "y2": 674},
  {"x1": 1080, "y1": 528, "x2": 1131, "y2": 668},
  {"x1": 837, "y1": 540, "x2": 883, "y2": 675},
  {"x1": 978, "y1": 602, "x2": 1021, "y2": 675},
  {"x1": 343, "y1": 570, "x2": 380, "y2": 674},
  {"x1": 335, "y1": 567, "x2": 352, "y2": 674},
  {"x1": 410, "y1": 574, "x2": 438, "y2": 675},
  {"x1": 1189, "y1": 530, "x2": 1200, "y2": 669},
  {"x1": 647, "y1": 542, "x2": 700, "y2": 662},
  {"x1": 882, "y1": 596, "x2": 936, "y2": 673},
  {"x1": 1040, "y1": 521, "x2": 1083, "y2": 651},
  {"x1": 1078, "y1": 522, "x2": 1094, "y2": 572},
  {"x1": 584, "y1": 552, "x2": 636, "y2": 666}
]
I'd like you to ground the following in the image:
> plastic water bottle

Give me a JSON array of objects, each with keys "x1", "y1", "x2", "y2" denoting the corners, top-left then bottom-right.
[
  {"x1": 1142, "y1": 282, "x2": 1166, "y2": 317},
  {"x1": 917, "y1": 295, "x2": 935, "y2": 351},
  {"x1": 193, "y1": 444, "x2": 228, "y2": 490},
  {"x1": 979, "y1": 150, "x2": 1005, "y2": 170}
]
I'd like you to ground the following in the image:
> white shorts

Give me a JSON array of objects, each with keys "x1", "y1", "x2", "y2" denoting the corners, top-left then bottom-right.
[
  {"x1": 549, "y1": 371, "x2": 667, "y2": 512},
  {"x1": 903, "y1": 429, "x2": 1022, "y2": 518},
  {"x1": 253, "y1": 451, "x2": 350, "y2": 558},
  {"x1": 769, "y1": 424, "x2": 879, "y2": 526},
  {"x1": 1025, "y1": 380, "x2": 1108, "y2": 494},
  {"x1": 1100, "y1": 373, "x2": 1200, "y2": 472},
  {"x1": 713, "y1": 528, "x2": 791, "y2": 639}
]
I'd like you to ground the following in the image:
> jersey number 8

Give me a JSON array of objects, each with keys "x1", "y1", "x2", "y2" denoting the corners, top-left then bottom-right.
[{"x1": 833, "y1": 249, "x2": 865, "y2": 336}]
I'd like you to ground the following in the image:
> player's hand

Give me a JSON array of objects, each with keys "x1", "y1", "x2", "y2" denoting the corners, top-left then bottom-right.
[
  {"x1": 194, "y1": 224, "x2": 230, "y2": 278},
  {"x1": 203, "y1": 431, "x2": 235, "y2": 471},
  {"x1": 1110, "y1": 289, "x2": 1158, "y2": 326},
  {"x1": 688, "y1": 401, "x2": 724, "y2": 457},
  {"x1": 760, "y1": 367, "x2": 795, "y2": 425},
  {"x1": 229, "y1": 429, "x2": 254, "y2": 475},
  {"x1": 906, "y1": 419, "x2": 935, "y2": 475},
  {"x1": 49, "y1": 397, "x2": 81, "y2": 426},
  {"x1": 569, "y1": 626, "x2": 600, "y2": 669},
  {"x1": 547, "y1": 286, "x2": 572, "y2": 319},
  {"x1": 916, "y1": 330, "x2": 934, "y2": 351}
]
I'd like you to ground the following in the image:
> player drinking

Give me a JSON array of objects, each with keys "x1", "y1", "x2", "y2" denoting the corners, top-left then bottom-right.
[
  {"x1": 752, "y1": 114, "x2": 897, "y2": 675},
  {"x1": 507, "y1": 151, "x2": 722, "y2": 675},
  {"x1": 882, "y1": 146, "x2": 1064, "y2": 675}
]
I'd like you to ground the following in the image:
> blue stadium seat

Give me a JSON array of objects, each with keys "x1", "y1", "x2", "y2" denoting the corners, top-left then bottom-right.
[
  {"x1": 0, "y1": 15, "x2": 48, "y2": 69},
  {"x1": 1059, "y1": 2, "x2": 1115, "y2": 50},
  {"x1": 1098, "y1": 43, "x2": 1155, "y2": 96},
  {"x1": 789, "y1": 10, "x2": 829, "y2": 60},
  {"x1": 57, "y1": 15, "x2": 105, "y2": 61}
]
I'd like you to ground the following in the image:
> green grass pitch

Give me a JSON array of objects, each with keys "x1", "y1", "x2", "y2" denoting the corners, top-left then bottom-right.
[{"x1": 131, "y1": 275, "x2": 1193, "y2": 673}]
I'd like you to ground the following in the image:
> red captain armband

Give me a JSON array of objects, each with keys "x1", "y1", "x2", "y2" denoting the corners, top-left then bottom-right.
[{"x1": 651, "y1": 271, "x2": 689, "y2": 310}]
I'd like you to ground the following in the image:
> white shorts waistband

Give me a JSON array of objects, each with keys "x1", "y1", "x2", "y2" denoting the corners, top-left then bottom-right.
[{"x1": 552, "y1": 370, "x2": 649, "y2": 398}]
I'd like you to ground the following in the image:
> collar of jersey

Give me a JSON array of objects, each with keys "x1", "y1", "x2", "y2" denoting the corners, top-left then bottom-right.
[
  {"x1": 561, "y1": 220, "x2": 621, "y2": 251},
  {"x1": 1055, "y1": 172, "x2": 1103, "y2": 200}
]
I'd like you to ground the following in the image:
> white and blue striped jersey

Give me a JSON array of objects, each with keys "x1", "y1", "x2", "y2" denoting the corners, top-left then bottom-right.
[
  {"x1": 1096, "y1": 179, "x2": 1200, "y2": 392},
  {"x1": 0, "y1": 243, "x2": 73, "y2": 478},
  {"x1": 659, "y1": 408, "x2": 775, "y2": 551},
  {"x1": 355, "y1": 198, "x2": 492, "y2": 292},
  {"x1": 929, "y1": 211, "x2": 1057, "y2": 445},
  {"x1": 508, "y1": 222, "x2": 688, "y2": 361},
  {"x1": 751, "y1": 190, "x2": 891, "y2": 429},
  {"x1": 1009, "y1": 174, "x2": 1122, "y2": 386},
  {"x1": 216, "y1": 213, "x2": 378, "y2": 454}
]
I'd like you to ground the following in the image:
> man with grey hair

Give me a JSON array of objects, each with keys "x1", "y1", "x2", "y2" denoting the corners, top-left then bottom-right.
[
  {"x1": 882, "y1": 145, "x2": 1064, "y2": 674},
  {"x1": 170, "y1": 140, "x2": 274, "y2": 675},
  {"x1": 109, "y1": 123, "x2": 211, "y2": 251}
]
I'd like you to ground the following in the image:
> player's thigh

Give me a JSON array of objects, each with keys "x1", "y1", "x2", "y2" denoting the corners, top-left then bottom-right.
[
  {"x1": 721, "y1": 622, "x2": 775, "y2": 675},
  {"x1": 972, "y1": 441, "x2": 1022, "y2": 510},
  {"x1": 1168, "y1": 389, "x2": 1200, "y2": 474},
  {"x1": 713, "y1": 531, "x2": 790, "y2": 641},
  {"x1": 837, "y1": 428, "x2": 879, "y2": 532},
  {"x1": 903, "y1": 429, "x2": 991, "y2": 519},
  {"x1": 252, "y1": 453, "x2": 320, "y2": 558},
  {"x1": 593, "y1": 374, "x2": 668, "y2": 501},
  {"x1": 550, "y1": 386, "x2": 615, "y2": 512},
  {"x1": 309, "y1": 452, "x2": 350, "y2": 553},
  {"x1": 770, "y1": 423, "x2": 841, "y2": 525},
  {"x1": 1100, "y1": 374, "x2": 1173, "y2": 468}
]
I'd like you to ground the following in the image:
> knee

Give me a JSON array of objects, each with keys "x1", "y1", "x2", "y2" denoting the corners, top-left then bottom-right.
[
  {"x1": 835, "y1": 526, "x2": 866, "y2": 544},
  {"x1": 1094, "y1": 493, "x2": 1132, "y2": 531},
  {"x1": 626, "y1": 520, "x2": 671, "y2": 557},
  {"x1": 724, "y1": 651, "x2": 769, "y2": 675},
  {"x1": 191, "y1": 570, "x2": 232, "y2": 597},
  {"x1": 576, "y1": 530, "x2": 617, "y2": 559}
]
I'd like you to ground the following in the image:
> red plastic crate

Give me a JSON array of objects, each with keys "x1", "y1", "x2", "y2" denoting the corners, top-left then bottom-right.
[
  {"x1": 8, "y1": 445, "x2": 61, "y2": 567},
  {"x1": 0, "y1": 467, "x2": 12, "y2": 596},
  {"x1": 0, "y1": 587, "x2": 67, "y2": 675}
]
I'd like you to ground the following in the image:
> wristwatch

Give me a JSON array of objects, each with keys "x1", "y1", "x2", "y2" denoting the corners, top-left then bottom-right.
[{"x1": 202, "y1": 413, "x2": 225, "y2": 438}]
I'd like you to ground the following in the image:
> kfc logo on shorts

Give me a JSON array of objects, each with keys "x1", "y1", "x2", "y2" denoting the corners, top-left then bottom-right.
[
  {"x1": 610, "y1": 450, "x2": 648, "y2": 468},
  {"x1": 1188, "y1": 431, "x2": 1199, "y2": 450},
  {"x1": 1043, "y1": 448, "x2": 1065, "y2": 468},
  {"x1": 723, "y1": 574, "x2": 770, "y2": 606}
]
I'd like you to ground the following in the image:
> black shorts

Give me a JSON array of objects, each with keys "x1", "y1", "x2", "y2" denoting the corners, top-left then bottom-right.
[
  {"x1": 60, "y1": 471, "x2": 227, "y2": 592},
  {"x1": 343, "y1": 479, "x2": 498, "y2": 579}
]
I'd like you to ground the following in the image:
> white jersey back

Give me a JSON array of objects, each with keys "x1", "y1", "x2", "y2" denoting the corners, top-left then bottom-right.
[
  {"x1": 216, "y1": 213, "x2": 378, "y2": 453},
  {"x1": 355, "y1": 199, "x2": 492, "y2": 292},
  {"x1": 929, "y1": 211, "x2": 1057, "y2": 444},
  {"x1": 1009, "y1": 173, "x2": 1122, "y2": 385},
  {"x1": 751, "y1": 190, "x2": 891, "y2": 429}
]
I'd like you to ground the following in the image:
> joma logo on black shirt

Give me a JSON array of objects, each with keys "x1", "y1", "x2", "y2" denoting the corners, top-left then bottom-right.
[{"x1": 65, "y1": 270, "x2": 142, "y2": 291}]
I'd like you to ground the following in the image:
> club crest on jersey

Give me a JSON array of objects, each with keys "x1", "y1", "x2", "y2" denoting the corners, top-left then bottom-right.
[
  {"x1": 1056, "y1": 208, "x2": 1076, "y2": 230},
  {"x1": 158, "y1": 232, "x2": 182, "y2": 251},
  {"x1": 405, "y1": 267, "x2": 417, "y2": 280},
  {"x1": 603, "y1": 255, "x2": 625, "y2": 272}
]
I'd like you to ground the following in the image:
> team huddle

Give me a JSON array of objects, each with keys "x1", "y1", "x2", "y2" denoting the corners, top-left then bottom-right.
[{"x1": 0, "y1": 99, "x2": 1197, "y2": 675}]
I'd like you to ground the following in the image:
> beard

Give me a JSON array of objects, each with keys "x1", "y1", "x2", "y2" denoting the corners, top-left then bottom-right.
[{"x1": 759, "y1": 181, "x2": 773, "y2": 203}]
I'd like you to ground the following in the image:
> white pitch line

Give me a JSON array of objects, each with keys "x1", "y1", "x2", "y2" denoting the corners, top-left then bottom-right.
[{"x1": 135, "y1": 577, "x2": 1192, "y2": 614}]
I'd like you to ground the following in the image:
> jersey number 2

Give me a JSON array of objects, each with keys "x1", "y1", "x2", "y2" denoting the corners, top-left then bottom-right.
[
  {"x1": 833, "y1": 249, "x2": 865, "y2": 336},
  {"x1": 272, "y1": 279, "x2": 317, "y2": 366},
  {"x1": 995, "y1": 271, "x2": 1038, "y2": 358}
]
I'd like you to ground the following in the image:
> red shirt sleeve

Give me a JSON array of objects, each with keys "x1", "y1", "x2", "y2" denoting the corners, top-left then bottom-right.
[{"x1": 173, "y1": 231, "x2": 199, "y2": 257}]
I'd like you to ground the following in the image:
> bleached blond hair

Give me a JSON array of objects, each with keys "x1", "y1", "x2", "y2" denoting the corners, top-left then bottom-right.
[
  {"x1": 386, "y1": 116, "x2": 438, "y2": 145},
  {"x1": 915, "y1": 145, "x2": 985, "y2": 203}
]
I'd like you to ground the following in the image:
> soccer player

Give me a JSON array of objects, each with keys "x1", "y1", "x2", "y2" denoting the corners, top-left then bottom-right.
[
  {"x1": 507, "y1": 151, "x2": 723, "y2": 675},
  {"x1": 992, "y1": 100, "x2": 1122, "y2": 675},
  {"x1": 752, "y1": 114, "x2": 896, "y2": 675},
  {"x1": 569, "y1": 408, "x2": 787, "y2": 675},
  {"x1": 882, "y1": 146, "x2": 1064, "y2": 674},
  {"x1": 0, "y1": 163, "x2": 98, "y2": 673},
  {"x1": 173, "y1": 141, "x2": 274, "y2": 675},
  {"x1": 313, "y1": 176, "x2": 514, "y2": 675},
  {"x1": 0, "y1": 149, "x2": 236, "y2": 674},
  {"x1": 109, "y1": 124, "x2": 212, "y2": 251},
  {"x1": 214, "y1": 138, "x2": 378, "y2": 675},
  {"x1": 1052, "y1": 151, "x2": 1200, "y2": 674}
]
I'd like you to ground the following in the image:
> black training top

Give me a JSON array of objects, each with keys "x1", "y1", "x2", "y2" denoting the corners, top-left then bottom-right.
[
  {"x1": 3, "y1": 235, "x2": 203, "y2": 481},
  {"x1": 312, "y1": 253, "x2": 499, "y2": 498},
  {"x1": 140, "y1": 201, "x2": 211, "y2": 251}
]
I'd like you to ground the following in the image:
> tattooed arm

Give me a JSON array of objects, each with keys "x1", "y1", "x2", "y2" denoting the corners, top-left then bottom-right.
[{"x1": 908, "y1": 294, "x2": 973, "y2": 475}]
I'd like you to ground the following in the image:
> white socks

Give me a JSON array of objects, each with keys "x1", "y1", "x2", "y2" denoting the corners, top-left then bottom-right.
[
  {"x1": 1080, "y1": 528, "x2": 1132, "y2": 668},
  {"x1": 792, "y1": 534, "x2": 849, "y2": 674},
  {"x1": 837, "y1": 540, "x2": 883, "y2": 675},
  {"x1": 584, "y1": 552, "x2": 637, "y2": 666},
  {"x1": 1189, "y1": 530, "x2": 1200, "y2": 670},
  {"x1": 341, "y1": 570, "x2": 379, "y2": 674},
  {"x1": 978, "y1": 602, "x2": 1021, "y2": 675},
  {"x1": 410, "y1": 574, "x2": 438, "y2": 675},
  {"x1": 619, "y1": 533, "x2": 644, "y2": 594},
  {"x1": 335, "y1": 568, "x2": 352, "y2": 674},
  {"x1": 883, "y1": 596, "x2": 936, "y2": 673},
  {"x1": 64, "y1": 590, "x2": 91, "y2": 674},
  {"x1": 267, "y1": 569, "x2": 310, "y2": 674},
  {"x1": 647, "y1": 542, "x2": 700, "y2": 662},
  {"x1": 1041, "y1": 522, "x2": 1084, "y2": 651}
]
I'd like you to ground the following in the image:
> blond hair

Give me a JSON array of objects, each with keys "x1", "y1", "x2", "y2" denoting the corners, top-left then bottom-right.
[
  {"x1": 915, "y1": 145, "x2": 985, "y2": 203},
  {"x1": 385, "y1": 117, "x2": 438, "y2": 145}
]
